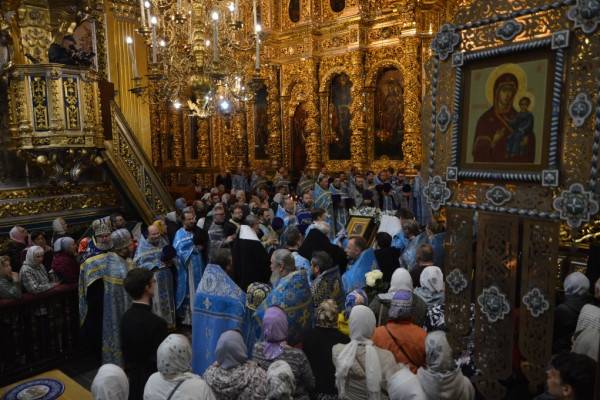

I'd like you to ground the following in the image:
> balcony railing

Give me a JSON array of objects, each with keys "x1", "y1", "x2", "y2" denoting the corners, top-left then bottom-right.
[{"x1": 0, "y1": 284, "x2": 79, "y2": 386}]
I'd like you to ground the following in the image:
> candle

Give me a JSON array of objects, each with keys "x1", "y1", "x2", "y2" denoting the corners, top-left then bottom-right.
[
  {"x1": 126, "y1": 36, "x2": 140, "y2": 79},
  {"x1": 211, "y1": 11, "x2": 219, "y2": 62},
  {"x1": 255, "y1": 25, "x2": 261, "y2": 71},
  {"x1": 176, "y1": 0, "x2": 181, "y2": 12},
  {"x1": 189, "y1": 9, "x2": 193, "y2": 44},
  {"x1": 139, "y1": 0, "x2": 146, "y2": 26},
  {"x1": 234, "y1": 0, "x2": 239, "y2": 20},
  {"x1": 150, "y1": 16, "x2": 158, "y2": 63},
  {"x1": 252, "y1": 0, "x2": 257, "y2": 30},
  {"x1": 144, "y1": 1, "x2": 151, "y2": 27}
]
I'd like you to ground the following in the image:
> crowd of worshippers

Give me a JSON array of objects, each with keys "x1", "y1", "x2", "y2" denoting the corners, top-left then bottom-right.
[{"x1": 0, "y1": 167, "x2": 596, "y2": 400}]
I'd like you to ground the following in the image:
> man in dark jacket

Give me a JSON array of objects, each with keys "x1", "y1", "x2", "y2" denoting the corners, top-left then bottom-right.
[{"x1": 121, "y1": 268, "x2": 168, "y2": 400}]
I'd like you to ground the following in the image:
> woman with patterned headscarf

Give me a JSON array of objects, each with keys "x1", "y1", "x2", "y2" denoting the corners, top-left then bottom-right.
[
  {"x1": 144, "y1": 334, "x2": 215, "y2": 400},
  {"x1": 252, "y1": 306, "x2": 315, "y2": 400},
  {"x1": 303, "y1": 300, "x2": 350, "y2": 400},
  {"x1": 338, "y1": 289, "x2": 368, "y2": 336},
  {"x1": 266, "y1": 360, "x2": 296, "y2": 400},
  {"x1": 20, "y1": 246, "x2": 57, "y2": 294},
  {"x1": 416, "y1": 331, "x2": 474, "y2": 400},
  {"x1": 204, "y1": 330, "x2": 267, "y2": 399}
]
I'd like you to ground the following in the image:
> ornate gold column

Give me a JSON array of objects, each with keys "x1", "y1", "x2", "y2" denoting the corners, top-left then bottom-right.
[
  {"x1": 401, "y1": 37, "x2": 422, "y2": 170},
  {"x1": 349, "y1": 50, "x2": 367, "y2": 171},
  {"x1": 197, "y1": 118, "x2": 211, "y2": 168},
  {"x1": 267, "y1": 66, "x2": 282, "y2": 168},
  {"x1": 170, "y1": 107, "x2": 183, "y2": 167}
]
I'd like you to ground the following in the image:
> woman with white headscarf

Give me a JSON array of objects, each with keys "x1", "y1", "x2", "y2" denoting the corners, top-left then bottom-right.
[
  {"x1": 387, "y1": 365, "x2": 426, "y2": 400},
  {"x1": 332, "y1": 305, "x2": 399, "y2": 400},
  {"x1": 370, "y1": 268, "x2": 427, "y2": 326},
  {"x1": 92, "y1": 364, "x2": 129, "y2": 400},
  {"x1": 572, "y1": 303, "x2": 600, "y2": 361},
  {"x1": 416, "y1": 331, "x2": 474, "y2": 400},
  {"x1": 553, "y1": 271, "x2": 591, "y2": 353},
  {"x1": 266, "y1": 360, "x2": 295, "y2": 400},
  {"x1": 51, "y1": 237, "x2": 79, "y2": 283},
  {"x1": 204, "y1": 330, "x2": 267, "y2": 399},
  {"x1": 20, "y1": 246, "x2": 57, "y2": 294},
  {"x1": 52, "y1": 217, "x2": 68, "y2": 243},
  {"x1": 414, "y1": 266, "x2": 445, "y2": 332},
  {"x1": 144, "y1": 334, "x2": 215, "y2": 400}
]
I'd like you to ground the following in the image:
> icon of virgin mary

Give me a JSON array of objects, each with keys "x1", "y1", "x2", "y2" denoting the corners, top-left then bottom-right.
[{"x1": 472, "y1": 70, "x2": 535, "y2": 163}]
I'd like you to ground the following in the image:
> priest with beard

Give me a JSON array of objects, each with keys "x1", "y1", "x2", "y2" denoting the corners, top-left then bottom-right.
[
  {"x1": 133, "y1": 223, "x2": 176, "y2": 328},
  {"x1": 173, "y1": 207, "x2": 206, "y2": 325},
  {"x1": 206, "y1": 204, "x2": 237, "y2": 254},
  {"x1": 80, "y1": 219, "x2": 113, "y2": 262},
  {"x1": 79, "y1": 229, "x2": 134, "y2": 365},
  {"x1": 232, "y1": 215, "x2": 270, "y2": 291}
]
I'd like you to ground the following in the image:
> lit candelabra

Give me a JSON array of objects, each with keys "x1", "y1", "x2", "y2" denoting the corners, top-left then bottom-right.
[{"x1": 126, "y1": 0, "x2": 264, "y2": 117}]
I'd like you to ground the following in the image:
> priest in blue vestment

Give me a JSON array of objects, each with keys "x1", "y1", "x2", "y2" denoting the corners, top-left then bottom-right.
[
  {"x1": 313, "y1": 176, "x2": 335, "y2": 238},
  {"x1": 173, "y1": 208, "x2": 205, "y2": 325},
  {"x1": 133, "y1": 223, "x2": 176, "y2": 328},
  {"x1": 341, "y1": 236, "x2": 378, "y2": 293},
  {"x1": 79, "y1": 229, "x2": 133, "y2": 365},
  {"x1": 192, "y1": 248, "x2": 246, "y2": 374},
  {"x1": 255, "y1": 253, "x2": 313, "y2": 345}
]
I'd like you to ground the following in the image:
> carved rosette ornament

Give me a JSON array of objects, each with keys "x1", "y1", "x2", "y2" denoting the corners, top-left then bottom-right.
[
  {"x1": 477, "y1": 285, "x2": 511, "y2": 323},
  {"x1": 446, "y1": 268, "x2": 468, "y2": 295},
  {"x1": 436, "y1": 105, "x2": 451, "y2": 133},
  {"x1": 522, "y1": 288, "x2": 550, "y2": 318},
  {"x1": 485, "y1": 186, "x2": 512, "y2": 207},
  {"x1": 495, "y1": 20, "x2": 523, "y2": 41},
  {"x1": 568, "y1": 0, "x2": 600, "y2": 34},
  {"x1": 431, "y1": 24, "x2": 460, "y2": 61},
  {"x1": 423, "y1": 175, "x2": 451, "y2": 211},
  {"x1": 569, "y1": 92, "x2": 593, "y2": 127},
  {"x1": 553, "y1": 183, "x2": 600, "y2": 228}
]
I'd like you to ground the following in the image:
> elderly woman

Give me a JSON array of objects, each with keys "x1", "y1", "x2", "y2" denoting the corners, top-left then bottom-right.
[
  {"x1": 416, "y1": 331, "x2": 474, "y2": 400},
  {"x1": 20, "y1": 246, "x2": 58, "y2": 294},
  {"x1": 304, "y1": 300, "x2": 350, "y2": 399},
  {"x1": 572, "y1": 303, "x2": 600, "y2": 361},
  {"x1": 553, "y1": 272, "x2": 592, "y2": 353},
  {"x1": 266, "y1": 360, "x2": 295, "y2": 400},
  {"x1": 333, "y1": 305, "x2": 399, "y2": 399},
  {"x1": 252, "y1": 306, "x2": 315, "y2": 400},
  {"x1": 52, "y1": 217, "x2": 68, "y2": 243},
  {"x1": 339, "y1": 289, "x2": 368, "y2": 336},
  {"x1": 144, "y1": 334, "x2": 215, "y2": 400},
  {"x1": 51, "y1": 237, "x2": 79, "y2": 284},
  {"x1": 370, "y1": 268, "x2": 427, "y2": 326},
  {"x1": 414, "y1": 266, "x2": 445, "y2": 332},
  {"x1": 92, "y1": 364, "x2": 129, "y2": 400},
  {"x1": 7, "y1": 226, "x2": 28, "y2": 272},
  {"x1": 204, "y1": 330, "x2": 267, "y2": 399}
]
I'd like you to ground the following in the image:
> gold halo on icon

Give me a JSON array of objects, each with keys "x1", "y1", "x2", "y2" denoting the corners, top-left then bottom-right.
[{"x1": 485, "y1": 63, "x2": 528, "y2": 106}]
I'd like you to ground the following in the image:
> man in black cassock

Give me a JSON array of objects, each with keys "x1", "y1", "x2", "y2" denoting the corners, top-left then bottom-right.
[{"x1": 231, "y1": 215, "x2": 270, "y2": 291}]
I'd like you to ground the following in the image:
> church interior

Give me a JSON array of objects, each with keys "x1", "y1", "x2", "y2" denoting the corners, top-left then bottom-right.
[{"x1": 1, "y1": 0, "x2": 600, "y2": 399}]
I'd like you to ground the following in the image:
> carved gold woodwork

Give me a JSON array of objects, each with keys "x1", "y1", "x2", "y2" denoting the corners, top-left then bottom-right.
[
  {"x1": 0, "y1": 183, "x2": 120, "y2": 218},
  {"x1": 16, "y1": 1, "x2": 52, "y2": 64},
  {"x1": 7, "y1": 64, "x2": 104, "y2": 150},
  {"x1": 148, "y1": 0, "x2": 445, "y2": 178}
]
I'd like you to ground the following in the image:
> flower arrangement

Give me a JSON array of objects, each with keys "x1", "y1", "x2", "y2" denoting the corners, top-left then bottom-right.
[{"x1": 364, "y1": 269, "x2": 388, "y2": 301}]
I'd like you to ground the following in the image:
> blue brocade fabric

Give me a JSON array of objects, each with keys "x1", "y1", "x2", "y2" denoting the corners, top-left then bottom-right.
[
  {"x1": 341, "y1": 248, "x2": 377, "y2": 294},
  {"x1": 134, "y1": 236, "x2": 176, "y2": 328},
  {"x1": 173, "y1": 228, "x2": 205, "y2": 314},
  {"x1": 192, "y1": 264, "x2": 246, "y2": 374},
  {"x1": 79, "y1": 252, "x2": 131, "y2": 366},
  {"x1": 254, "y1": 270, "x2": 313, "y2": 345}
]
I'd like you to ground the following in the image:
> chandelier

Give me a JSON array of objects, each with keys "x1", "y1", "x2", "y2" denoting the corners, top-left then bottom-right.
[{"x1": 127, "y1": 0, "x2": 264, "y2": 117}]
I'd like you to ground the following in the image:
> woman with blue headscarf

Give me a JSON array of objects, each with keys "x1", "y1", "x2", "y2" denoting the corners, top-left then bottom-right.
[{"x1": 252, "y1": 307, "x2": 315, "y2": 400}]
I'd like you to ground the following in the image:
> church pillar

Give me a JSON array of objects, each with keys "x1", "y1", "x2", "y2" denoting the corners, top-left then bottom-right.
[
  {"x1": 197, "y1": 118, "x2": 211, "y2": 168},
  {"x1": 267, "y1": 65, "x2": 282, "y2": 169},
  {"x1": 170, "y1": 107, "x2": 184, "y2": 167},
  {"x1": 349, "y1": 50, "x2": 367, "y2": 171}
]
